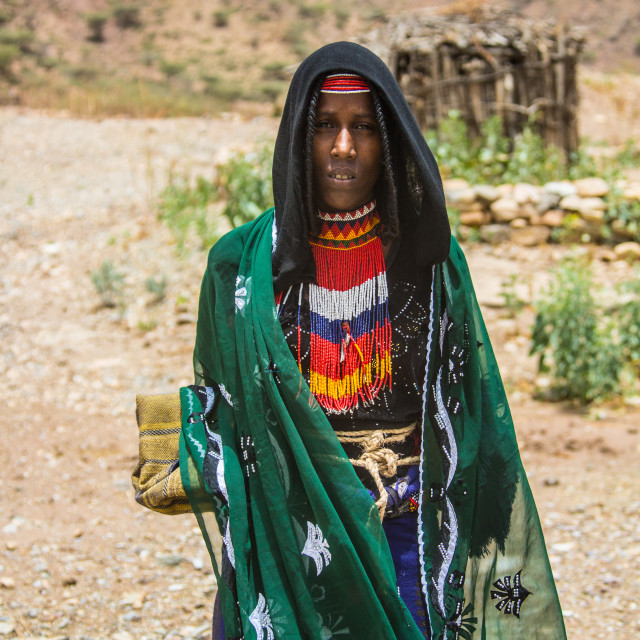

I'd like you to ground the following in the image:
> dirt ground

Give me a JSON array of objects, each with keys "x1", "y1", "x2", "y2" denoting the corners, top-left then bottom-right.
[{"x1": 0, "y1": 98, "x2": 639, "y2": 640}]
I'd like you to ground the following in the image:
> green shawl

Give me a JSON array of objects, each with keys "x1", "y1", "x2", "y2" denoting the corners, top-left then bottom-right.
[{"x1": 180, "y1": 209, "x2": 566, "y2": 640}]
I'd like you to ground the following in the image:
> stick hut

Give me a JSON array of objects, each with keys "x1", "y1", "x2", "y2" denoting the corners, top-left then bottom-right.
[{"x1": 359, "y1": 8, "x2": 585, "y2": 153}]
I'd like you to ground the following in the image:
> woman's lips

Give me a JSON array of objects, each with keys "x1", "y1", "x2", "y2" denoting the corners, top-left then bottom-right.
[{"x1": 328, "y1": 173, "x2": 355, "y2": 181}]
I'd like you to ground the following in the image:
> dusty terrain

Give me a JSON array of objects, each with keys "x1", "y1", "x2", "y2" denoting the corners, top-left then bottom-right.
[{"x1": 1, "y1": 89, "x2": 640, "y2": 638}]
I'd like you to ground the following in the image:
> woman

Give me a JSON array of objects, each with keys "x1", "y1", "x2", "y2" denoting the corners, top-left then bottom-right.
[{"x1": 140, "y1": 42, "x2": 566, "y2": 639}]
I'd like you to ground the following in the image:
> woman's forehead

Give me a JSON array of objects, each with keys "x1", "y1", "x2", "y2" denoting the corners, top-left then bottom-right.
[{"x1": 316, "y1": 91, "x2": 376, "y2": 115}]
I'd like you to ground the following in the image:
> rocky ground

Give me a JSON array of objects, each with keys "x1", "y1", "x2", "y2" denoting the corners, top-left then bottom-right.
[{"x1": 0, "y1": 106, "x2": 639, "y2": 639}]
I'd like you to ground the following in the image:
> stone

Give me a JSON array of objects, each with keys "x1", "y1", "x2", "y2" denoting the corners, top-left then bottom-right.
[
  {"x1": 510, "y1": 226, "x2": 551, "y2": 246},
  {"x1": 559, "y1": 195, "x2": 584, "y2": 212},
  {"x1": 446, "y1": 187, "x2": 477, "y2": 206},
  {"x1": 544, "y1": 181, "x2": 577, "y2": 198},
  {"x1": 119, "y1": 591, "x2": 147, "y2": 609},
  {"x1": 0, "y1": 577, "x2": 15, "y2": 589},
  {"x1": 599, "y1": 249, "x2": 617, "y2": 262},
  {"x1": 540, "y1": 210, "x2": 566, "y2": 227},
  {"x1": 473, "y1": 184, "x2": 500, "y2": 204},
  {"x1": 509, "y1": 218, "x2": 528, "y2": 228},
  {"x1": 122, "y1": 611, "x2": 141, "y2": 622},
  {"x1": 0, "y1": 622, "x2": 15, "y2": 636},
  {"x1": 536, "y1": 191, "x2": 561, "y2": 213},
  {"x1": 442, "y1": 178, "x2": 470, "y2": 192},
  {"x1": 578, "y1": 196, "x2": 607, "y2": 212},
  {"x1": 495, "y1": 184, "x2": 514, "y2": 198},
  {"x1": 490, "y1": 198, "x2": 520, "y2": 222},
  {"x1": 613, "y1": 242, "x2": 640, "y2": 261},
  {"x1": 175, "y1": 313, "x2": 196, "y2": 325},
  {"x1": 155, "y1": 553, "x2": 183, "y2": 566},
  {"x1": 559, "y1": 195, "x2": 607, "y2": 216},
  {"x1": 513, "y1": 182, "x2": 541, "y2": 204},
  {"x1": 459, "y1": 211, "x2": 489, "y2": 226},
  {"x1": 478, "y1": 224, "x2": 511, "y2": 245},
  {"x1": 611, "y1": 219, "x2": 635, "y2": 239},
  {"x1": 575, "y1": 177, "x2": 610, "y2": 198},
  {"x1": 518, "y1": 203, "x2": 536, "y2": 220},
  {"x1": 580, "y1": 208, "x2": 605, "y2": 223},
  {"x1": 622, "y1": 183, "x2": 640, "y2": 200},
  {"x1": 456, "y1": 201, "x2": 484, "y2": 213}
]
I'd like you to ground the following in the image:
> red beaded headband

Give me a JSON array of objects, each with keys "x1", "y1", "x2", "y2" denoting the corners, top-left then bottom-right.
[{"x1": 320, "y1": 73, "x2": 371, "y2": 94}]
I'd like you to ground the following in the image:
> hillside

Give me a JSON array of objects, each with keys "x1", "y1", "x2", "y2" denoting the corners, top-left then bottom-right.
[{"x1": 1, "y1": 0, "x2": 639, "y2": 119}]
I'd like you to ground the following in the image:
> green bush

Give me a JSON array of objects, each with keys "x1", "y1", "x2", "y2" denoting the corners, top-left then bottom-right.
[
  {"x1": 334, "y1": 7, "x2": 350, "y2": 29},
  {"x1": 145, "y1": 274, "x2": 167, "y2": 304},
  {"x1": 158, "y1": 175, "x2": 219, "y2": 253},
  {"x1": 617, "y1": 272, "x2": 640, "y2": 368},
  {"x1": 159, "y1": 58, "x2": 185, "y2": 79},
  {"x1": 91, "y1": 261, "x2": 124, "y2": 308},
  {"x1": 0, "y1": 43, "x2": 18, "y2": 76},
  {"x1": 262, "y1": 61, "x2": 288, "y2": 81},
  {"x1": 0, "y1": 9, "x2": 14, "y2": 25},
  {"x1": 530, "y1": 256, "x2": 622, "y2": 403},
  {"x1": 86, "y1": 12, "x2": 109, "y2": 42},
  {"x1": 212, "y1": 10, "x2": 230, "y2": 28},
  {"x1": 113, "y1": 5, "x2": 141, "y2": 29},
  {"x1": 216, "y1": 145, "x2": 273, "y2": 228},
  {"x1": 202, "y1": 74, "x2": 246, "y2": 101},
  {"x1": 604, "y1": 186, "x2": 640, "y2": 241},
  {"x1": 297, "y1": 3, "x2": 327, "y2": 20},
  {"x1": 426, "y1": 111, "x2": 596, "y2": 186},
  {"x1": 0, "y1": 28, "x2": 35, "y2": 52}
]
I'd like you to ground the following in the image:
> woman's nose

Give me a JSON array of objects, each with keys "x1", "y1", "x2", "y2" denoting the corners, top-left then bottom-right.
[{"x1": 332, "y1": 128, "x2": 355, "y2": 158}]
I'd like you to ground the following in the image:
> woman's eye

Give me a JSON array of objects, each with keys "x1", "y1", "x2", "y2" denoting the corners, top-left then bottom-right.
[{"x1": 315, "y1": 120, "x2": 332, "y2": 129}]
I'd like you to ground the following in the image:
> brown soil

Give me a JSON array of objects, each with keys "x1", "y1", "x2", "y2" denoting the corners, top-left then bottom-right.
[{"x1": 0, "y1": 103, "x2": 639, "y2": 639}]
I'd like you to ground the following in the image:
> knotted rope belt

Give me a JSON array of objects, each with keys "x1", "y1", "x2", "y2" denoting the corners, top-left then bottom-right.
[{"x1": 334, "y1": 424, "x2": 420, "y2": 520}]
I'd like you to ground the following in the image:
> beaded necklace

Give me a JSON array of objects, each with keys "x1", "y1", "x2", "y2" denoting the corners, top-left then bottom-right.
[{"x1": 306, "y1": 199, "x2": 392, "y2": 413}]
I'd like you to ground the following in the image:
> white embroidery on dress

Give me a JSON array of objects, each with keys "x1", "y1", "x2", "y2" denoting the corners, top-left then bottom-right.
[
  {"x1": 271, "y1": 216, "x2": 278, "y2": 253},
  {"x1": 235, "y1": 286, "x2": 247, "y2": 311},
  {"x1": 218, "y1": 384, "x2": 233, "y2": 406},
  {"x1": 187, "y1": 433, "x2": 206, "y2": 460},
  {"x1": 249, "y1": 593, "x2": 274, "y2": 640},
  {"x1": 302, "y1": 521, "x2": 331, "y2": 576},
  {"x1": 223, "y1": 519, "x2": 235, "y2": 569}
]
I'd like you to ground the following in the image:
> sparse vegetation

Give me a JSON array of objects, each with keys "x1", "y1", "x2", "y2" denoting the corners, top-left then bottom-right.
[
  {"x1": 86, "y1": 12, "x2": 109, "y2": 43},
  {"x1": 157, "y1": 143, "x2": 274, "y2": 253},
  {"x1": 112, "y1": 5, "x2": 142, "y2": 30},
  {"x1": 426, "y1": 110, "x2": 638, "y2": 189},
  {"x1": 0, "y1": 28, "x2": 35, "y2": 52},
  {"x1": 158, "y1": 175, "x2": 219, "y2": 253},
  {"x1": 91, "y1": 261, "x2": 124, "y2": 308},
  {"x1": 334, "y1": 7, "x2": 351, "y2": 28},
  {"x1": 500, "y1": 274, "x2": 527, "y2": 318},
  {"x1": 145, "y1": 275, "x2": 168, "y2": 304},
  {"x1": 159, "y1": 58, "x2": 185, "y2": 79},
  {"x1": 216, "y1": 144, "x2": 274, "y2": 229},
  {"x1": 0, "y1": 44, "x2": 18, "y2": 77},
  {"x1": 298, "y1": 3, "x2": 327, "y2": 20},
  {"x1": 530, "y1": 256, "x2": 623, "y2": 403},
  {"x1": 0, "y1": 8, "x2": 14, "y2": 25},
  {"x1": 212, "y1": 10, "x2": 230, "y2": 28}
]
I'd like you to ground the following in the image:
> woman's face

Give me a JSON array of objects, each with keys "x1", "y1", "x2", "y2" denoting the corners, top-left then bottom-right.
[{"x1": 312, "y1": 91, "x2": 382, "y2": 213}]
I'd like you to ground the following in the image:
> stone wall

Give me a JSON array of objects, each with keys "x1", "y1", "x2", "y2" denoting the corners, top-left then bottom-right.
[{"x1": 445, "y1": 177, "x2": 640, "y2": 259}]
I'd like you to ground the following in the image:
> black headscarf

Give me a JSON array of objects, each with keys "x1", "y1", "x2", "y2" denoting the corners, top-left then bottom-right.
[{"x1": 271, "y1": 41, "x2": 451, "y2": 291}]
